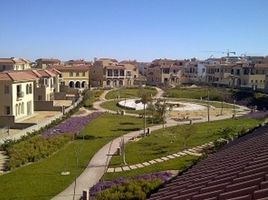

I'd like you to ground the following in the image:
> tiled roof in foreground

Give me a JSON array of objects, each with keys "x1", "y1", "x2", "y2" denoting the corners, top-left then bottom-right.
[{"x1": 149, "y1": 125, "x2": 268, "y2": 200}]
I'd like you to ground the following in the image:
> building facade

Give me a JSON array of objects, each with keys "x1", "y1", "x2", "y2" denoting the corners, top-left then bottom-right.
[
  {"x1": 0, "y1": 58, "x2": 31, "y2": 72},
  {"x1": 0, "y1": 71, "x2": 36, "y2": 121},
  {"x1": 90, "y1": 58, "x2": 139, "y2": 87}
]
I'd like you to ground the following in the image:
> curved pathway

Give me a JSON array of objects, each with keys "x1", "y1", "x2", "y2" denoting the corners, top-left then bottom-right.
[{"x1": 52, "y1": 87, "x2": 250, "y2": 200}]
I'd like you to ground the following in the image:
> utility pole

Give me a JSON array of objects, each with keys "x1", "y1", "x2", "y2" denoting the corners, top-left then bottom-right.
[{"x1": 144, "y1": 103, "x2": 147, "y2": 135}]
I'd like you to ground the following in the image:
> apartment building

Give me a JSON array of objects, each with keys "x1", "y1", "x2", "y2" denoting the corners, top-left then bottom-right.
[
  {"x1": 146, "y1": 59, "x2": 185, "y2": 86},
  {"x1": 184, "y1": 61, "x2": 207, "y2": 83},
  {"x1": 0, "y1": 71, "x2": 36, "y2": 122},
  {"x1": 206, "y1": 60, "x2": 268, "y2": 90},
  {"x1": 0, "y1": 57, "x2": 31, "y2": 72},
  {"x1": 90, "y1": 58, "x2": 139, "y2": 87},
  {"x1": 35, "y1": 58, "x2": 61, "y2": 69},
  {"x1": 54, "y1": 65, "x2": 90, "y2": 90}
]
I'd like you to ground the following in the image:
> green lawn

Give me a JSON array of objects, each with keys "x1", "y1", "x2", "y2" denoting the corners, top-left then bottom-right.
[
  {"x1": 103, "y1": 155, "x2": 198, "y2": 181},
  {"x1": 165, "y1": 87, "x2": 234, "y2": 101},
  {"x1": 0, "y1": 114, "x2": 144, "y2": 200},
  {"x1": 105, "y1": 87, "x2": 157, "y2": 100},
  {"x1": 101, "y1": 100, "x2": 152, "y2": 115},
  {"x1": 172, "y1": 98, "x2": 238, "y2": 109},
  {"x1": 109, "y1": 118, "x2": 261, "y2": 167}
]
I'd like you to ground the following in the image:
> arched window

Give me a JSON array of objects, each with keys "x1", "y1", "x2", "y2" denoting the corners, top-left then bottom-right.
[
  {"x1": 15, "y1": 104, "x2": 18, "y2": 116},
  {"x1": 107, "y1": 80, "x2": 111, "y2": 86},
  {"x1": 119, "y1": 80, "x2": 123, "y2": 86},
  {"x1": 26, "y1": 84, "x2": 29, "y2": 94},
  {"x1": 69, "y1": 81, "x2": 74, "y2": 88},
  {"x1": 29, "y1": 84, "x2": 32, "y2": 94},
  {"x1": 75, "y1": 81, "x2": 81, "y2": 88},
  {"x1": 21, "y1": 102, "x2": 24, "y2": 114},
  {"x1": 81, "y1": 81, "x2": 86, "y2": 88},
  {"x1": 18, "y1": 104, "x2": 21, "y2": 115}
]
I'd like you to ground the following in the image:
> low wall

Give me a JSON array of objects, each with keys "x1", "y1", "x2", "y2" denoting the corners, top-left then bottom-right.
[
  {"x1": 0, "y1": 96, "x2": 83, "y2": 144},
  {"x1": 34, "y1": 101, "x2": 63, "y2": 112},
  {"x1": 0, "y1": 116, "x2": 35, "y2": 129},
  {"x1": 54, "y1": 92, "x2": 67, "y2": 100}
]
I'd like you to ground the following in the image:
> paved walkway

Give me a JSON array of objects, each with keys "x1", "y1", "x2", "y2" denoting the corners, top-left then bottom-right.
[
  {"x1": 107, "y1": 142, "x2": 215, "y2": 173},
  {"x1": 52, "y1": 87, "x2": 250, "y2": 200}
]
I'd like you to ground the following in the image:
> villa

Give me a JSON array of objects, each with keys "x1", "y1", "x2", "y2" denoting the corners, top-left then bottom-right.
[
  {"x1": 0, "y1": 70, "x2": 36, "y2": 126},
  {"x1": 0, "y1": 57, "x2": 31, "y2": 72}
]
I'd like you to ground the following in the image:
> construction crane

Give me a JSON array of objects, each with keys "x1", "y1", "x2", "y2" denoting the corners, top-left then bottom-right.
[{"x1": 202, "y1": 49, "x2": 236, "y2": 58}]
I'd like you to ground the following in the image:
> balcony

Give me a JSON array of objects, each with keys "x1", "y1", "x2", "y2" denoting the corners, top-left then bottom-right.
[{"x1": 17, "y1": 91, "x2": 24, "y2": 99}]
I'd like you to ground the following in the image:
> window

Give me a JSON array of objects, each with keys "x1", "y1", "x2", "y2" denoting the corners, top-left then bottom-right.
[
  {"x1": 120, "y1": 70, "x2": 124, "y2": 76},
  {"x1": 5, "y1": 106, "x2": 10, "y2": 115},
  {"x1": 114, "y1": 70, "x2": 119, "y2": 76},
  {"x1": 17, "y1": 85, "x2": 23, "y2": 99},
  {"x1": 4, "y1": 85, "x2": 9, "y2": 94},
  {"x1": 107, "y1": 69, "x2": 113, "y2": 76},
  {"x1": 76, "y1": 72, "x2": 79, "y2": 76},
  {"x1": 82, "y1": 72, "x2": 86, "y2": 76},
  {"x1": 70, "y1": 72, "x2": 73, "y2": 77},
  {"x1": 26, "y1": 84, "x2": 29, "y2": 94},
  {"x1": 29, "y1": 84, "x2": 32, "y2": 94}
]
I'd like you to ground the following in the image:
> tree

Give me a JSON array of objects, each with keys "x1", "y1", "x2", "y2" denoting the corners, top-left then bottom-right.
[
  {"x1": 137, "y1": 87, "x2": 152, "y2": 136},
  {"x1": 154, "y1": 99, "x2": 173, "y2": 128}
]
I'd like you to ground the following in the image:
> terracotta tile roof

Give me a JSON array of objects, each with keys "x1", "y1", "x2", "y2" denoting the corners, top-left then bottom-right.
[
  {"x1": 149, "y1": 125, "x2": 268, "y2": 200},
  {"x1": 36, "y1": 58, "x2": 61, "y2": 64},
  {"x1": 0, "y1": 71, "x2": 37, "y2": 82},
  {"x1": 53, "y1": 65, "x2": 90, "y2": 72},
  {"x1": 25, "y1": 69, "x2": 57, "y2": 78},
  {"x1": 48, "y1": 68, "x2": 62, "y2": 75},
  {"x1": 0, "y1": 58, "x2": 14, "y2": 64}
]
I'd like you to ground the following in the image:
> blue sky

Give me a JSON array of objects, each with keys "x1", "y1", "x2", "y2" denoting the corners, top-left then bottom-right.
[{"x1": 0, "y1": 0, "x2": 267, "y2": 61}]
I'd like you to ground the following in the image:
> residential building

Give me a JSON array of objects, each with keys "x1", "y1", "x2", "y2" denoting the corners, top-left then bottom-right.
[
  {"x1": 0, "y1": 57, "x2": 31, "y2": 72},
  {"x1": 53, "y1": 65, "x2": 90, "y2": 90},
  {"x1": 184, "y1": 61, "x2": 207, "y2": 83},
  {"x1": 0, "y1": 71, "x2": 36, "y2": 122},
  {"x1": 146, "y1": 59, "x2": 185, "y2": 86},
  {"x1": 90, "y1": 58, "x2": 139, "y2": 87},
  {"x1": 25, "y1": 69, "x2": 62, "y2": 101},
  {"x1": 35, "y1": 58, "x2": 61, "y2": 69}
]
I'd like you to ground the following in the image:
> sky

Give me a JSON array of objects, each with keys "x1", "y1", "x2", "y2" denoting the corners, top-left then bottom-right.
[{"x1": 0, "y1": 0, "x2": 268, "y2": 61}]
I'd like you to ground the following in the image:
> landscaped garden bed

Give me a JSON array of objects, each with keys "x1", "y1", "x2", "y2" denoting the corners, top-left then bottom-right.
[{"x1": 90, "y1": 172, "x2": 172, "y2": 200}]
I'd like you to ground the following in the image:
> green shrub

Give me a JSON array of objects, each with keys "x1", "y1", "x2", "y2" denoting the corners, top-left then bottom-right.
[
  {"x1": 95, "y1": 179, "x2": 162, "y2": 200},
  {"x1": 6, "y1": 135, "x2": 71, "y2": 170}
]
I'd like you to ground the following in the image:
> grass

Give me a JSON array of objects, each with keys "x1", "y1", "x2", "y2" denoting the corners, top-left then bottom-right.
[
  {"x1": 103, "y1": 155, "x2": 198, "y2": 181},
  {"x1": 0, "y1": 114, "x2": 144, "y2": 200},
  {"x1": 105, "y1": 87, "x2": 157, "y2": 100},
  {"x1": 172, "y1": 98, "x2": 239, "y2": 109},
  {"x1": 101, "y1": 100, "x2": 150, "y2": 115},
  {"x1": 165, "y1": 87, "x2": 234, "y2": 101},
  {"x1": 109, "y1": 118, "x2": 261, "y2": 167}
]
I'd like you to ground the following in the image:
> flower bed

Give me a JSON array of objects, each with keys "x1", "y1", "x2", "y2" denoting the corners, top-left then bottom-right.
[
  {"x1": 90, "y1": 172, "x2": 172, "y2": 199},
  {"x1": 42, "y1": 112, "x2": 103, "y2": 137}
]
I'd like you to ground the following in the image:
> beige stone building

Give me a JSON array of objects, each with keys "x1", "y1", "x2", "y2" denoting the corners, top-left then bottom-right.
[
  {"x1": 0, "y1": 57, "x2": 31, "y2": 72},
  {"x1": 90, "y1": 58, "x2": 139, "y2": 87},
  {"x1": 35, "y1": 58, "x2": 61, "y2": 69},
  {"x1": 53, "y1": 65, "x2": 90, "y2": 90},
  {"x1": 0, "y1": 71, "x2": 36, "y2": 122},
  {"x1": 146, "y1": 59, "x2": 185, "y2": 86}
]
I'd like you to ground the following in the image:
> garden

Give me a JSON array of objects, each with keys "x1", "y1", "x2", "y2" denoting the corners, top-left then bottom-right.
[
  {"x1": 0, "y1": 114, "x2": 144, "y2": 200},
  {"x1": 105, "y1": 118, "x2": 262, "y2": 180}
]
